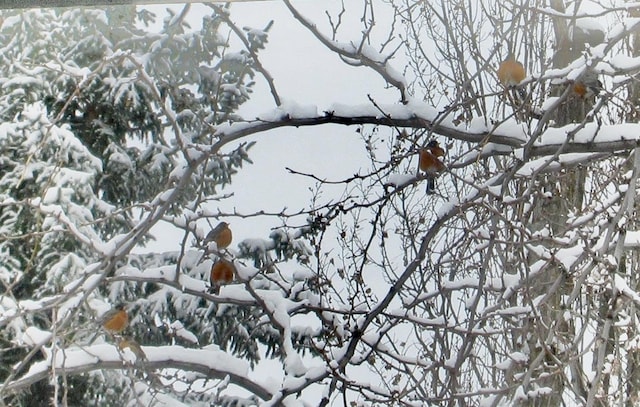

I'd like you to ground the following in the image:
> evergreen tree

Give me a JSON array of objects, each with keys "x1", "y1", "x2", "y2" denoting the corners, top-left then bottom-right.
[{"x1": 0, "y1": 5, "x2": 312, "y2": 405}]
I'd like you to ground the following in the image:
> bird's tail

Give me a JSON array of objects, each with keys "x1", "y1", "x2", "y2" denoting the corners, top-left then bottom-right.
[
  {"x1": 510, "y1": 87, "x2": 527, "y2": 106},
  {"x1": 426, "y1": 177, "x2": 436, "y2": 194},
  {"x1": 209, "y1": 283, "x2": 221, "y2": 295}
]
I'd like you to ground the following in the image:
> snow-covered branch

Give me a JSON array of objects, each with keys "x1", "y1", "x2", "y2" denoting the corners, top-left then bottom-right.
[
  {"x1": 2, "y1": 345, "x2": 273, "y2": 401},
  {"x1": 212, "y1": 101, "x2": 640, "y2": 158}
]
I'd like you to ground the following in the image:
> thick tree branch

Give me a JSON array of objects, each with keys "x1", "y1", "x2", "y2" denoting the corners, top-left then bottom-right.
[
  {"x1": 212, "y1": 106, "x2": 640, "y2": 157},
  {"x1": 1, "y1": 345, "x2": 273, "y2": 401}
]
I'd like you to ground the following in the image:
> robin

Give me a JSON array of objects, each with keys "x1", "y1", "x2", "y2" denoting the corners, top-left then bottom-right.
[
  {"x1": 204, "y1": 221, "x2": 232, "y2": 251},
  {"x1": 210, "y1": 258, "x2": 236, "y2": 294},
  {"x1": 497, "y1": 58, "x2": 526, "y2": 87},
  {"x1": 497, "y1": 58, "x2": 527, "y2": 104},
  {"x1": 99, "y1": 304, "x2": 129, "y2": 335},
  {"x1": 418, "y1": 140, "x2": 446, "y2": 194},
  {"x1": 89, "y1": 304, "x2": 129, "y2": 343},
  {"x1": 572, "y1": 73, "x2": 602, "y2": 99}
]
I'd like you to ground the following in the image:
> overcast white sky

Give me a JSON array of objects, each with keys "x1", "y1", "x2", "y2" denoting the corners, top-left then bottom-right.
[{"x1": 143, "y1": 0, "x2": 401, "y2": 253}]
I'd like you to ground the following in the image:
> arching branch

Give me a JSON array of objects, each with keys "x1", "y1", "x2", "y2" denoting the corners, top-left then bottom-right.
[
  {"x1": 211, "y1": 103, "x2": 640, "y2": 157},
  {"x1": 1, "y1": 345, "x2": 273, "y2": 401}
]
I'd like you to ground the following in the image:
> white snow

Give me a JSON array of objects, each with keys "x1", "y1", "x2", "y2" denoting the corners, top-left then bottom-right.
[
  {"x1": 21, "y1": 326, "x2": 52, "y2": 347},
  {"x1": 1, "y1": 76, "x2": 44, "y2": 89},
  {"x1": 169, "y1": 320, "x2": 199, "y2": 344},
  {"x1": 625, "y1": 231, "x2": 640, "y2": 248},
  {"x1": 516, "y1": 153, "x2": 599, "y2": 176},
  {"x1": 386, "y1": 173, "x2": 416, "y2": 188},
  {"x1": 19, "y1": 343, "x2": 252, "y2": 383},
  {"x1": 615, "y1": 274, "x2": 640, "y2": 306},
  {"x1": 609, "y1": 18, "x2": 640, "y2": 42}
]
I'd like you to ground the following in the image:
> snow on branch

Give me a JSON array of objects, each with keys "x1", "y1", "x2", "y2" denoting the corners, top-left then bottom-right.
[
  {"x1": 212, "y1": 100, "x2": 640, "y2": 159},
  {"x1": 213, "y1": 99, "x2": 520, "y2": 148},
  {"x1": 1, "y1": 344, "x2": 273, "y2": 401}
]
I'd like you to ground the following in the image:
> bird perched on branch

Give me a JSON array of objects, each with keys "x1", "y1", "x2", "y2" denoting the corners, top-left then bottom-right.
[
  {"x1": 572, "y1": 72, "x2": 602, "y2": 99},
  {"x1": 498, "y1": 58, "x2": 526, "y2": 87},
  {"x1": 210, "y1": 258, "x2": 236, "y2": 294},
  {"x1": 99, "y1": 304, "x2": 129, "y2": 335},
  {"x1": 497, "y1": 57, "x2": 527, "y2": 105},
  {"x1": 89, "y1": 304, "x2": 129, "y2": 343},
  {"x1": 204, "y1": 221, "x2": 232, "y2": 251},
  {"x1": 418, "y1": 140, "x2": 446, "y2": 194}
]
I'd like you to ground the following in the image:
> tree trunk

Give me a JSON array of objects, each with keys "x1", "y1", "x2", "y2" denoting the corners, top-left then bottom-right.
[{"x1": 521, "y1": 1, "x2": 590, "y2": 405}]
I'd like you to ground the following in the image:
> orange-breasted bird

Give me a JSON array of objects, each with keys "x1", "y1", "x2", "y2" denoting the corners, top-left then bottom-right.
[
  {"x1": 210, "y1": 258, "x2": 236, "y2": 294},
  {"x1": 204, "y1": 221, "x2": 232, "y2": 251},
  {"x1": 99, "y1": 305, "x2": 129, "y2": 335},
  {"x1": 497, "y1": 59, "x2": 526, "y2": 87},
  {"x1": 419, "y1": 140, "x2": 446, "y2": 194},
  {"x1": 497, "y1": 58, "x2": 527, "y2": 104},
  {"x1": 572, "y1": 73, "x2": 602, "y2": 99}
]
